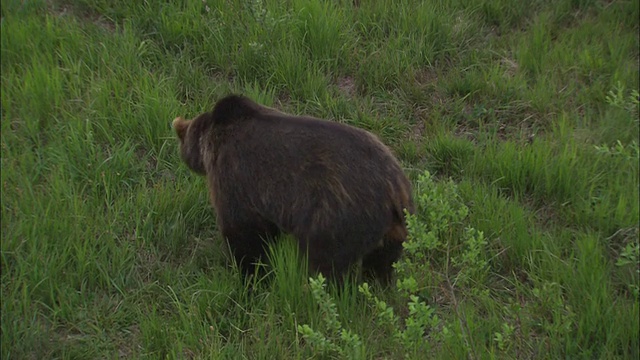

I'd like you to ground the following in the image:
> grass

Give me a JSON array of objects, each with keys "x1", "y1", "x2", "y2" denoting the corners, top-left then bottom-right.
[{"x1": 1, "y1": 0, "x2": 638, "y2": 358}]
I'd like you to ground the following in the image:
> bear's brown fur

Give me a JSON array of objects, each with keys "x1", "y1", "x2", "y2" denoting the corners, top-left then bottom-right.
[{"x1": 173, "y1": 94, "x2": 414, "y2": 285}]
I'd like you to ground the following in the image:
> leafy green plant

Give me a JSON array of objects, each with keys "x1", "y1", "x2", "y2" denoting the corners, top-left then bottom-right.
[
  {"x1": 395, "y1": 171, "x2": 489, "y2": 296},
  {"x1": 616, "y1": 239, "x2": 640, "y2": 298},
  {"x1": 531, "y1": 281, "x2": 576, "y2": 347},
  {"x1": 300, "y1": 171, "x2": 489, "y2": 358},
  {"x1": 493, "y1": 322, "x2": 515, "y2": 352},
  {"x1": 594, "y1": 140, "x2": 639, "y2": 161},
  {"x1": 297, "y1": 275, "x2": 364, "y2": 359},
  {"x1": 605, "y1": 81, "x2": 640, "y2": 114}
]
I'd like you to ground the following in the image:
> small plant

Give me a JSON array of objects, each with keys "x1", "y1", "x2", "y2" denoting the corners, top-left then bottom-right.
[
  {"x1": 395, "y1": 170, "x2": 489, "y2": 296},
  {"x1": 605, "y1": 81, "x2": 640, "y2": 114},
  {"x1": 297, "y1": 275, "x2": 364, "y2": 359},
  {"x1": 493, "y1": 322, "x2": 515, "y2": 352},
  {"x1": 299, "y1": 170, "x2": 488, "y2": 358},
  {"x1": 359, "y1": 283, "x2": 443, "y2": 354},
  {"x1": 616, "y1": 239, "x2": 640, "y2": 298},
  {"x1": 368, "y1": 170, "x2": 488, "y2": 357},
  {"x1": 595, "y1": 82, "x2": 640, "y2": 162},
  {"x1": 451, "y1": 227, "x2": 488, "y2": 290},
  {"x1": 594, "y1": 140, "x2": 639, "y2": 161},
  {"x1": 531, "y1": 281, "x2": 576, "y2": 344}
]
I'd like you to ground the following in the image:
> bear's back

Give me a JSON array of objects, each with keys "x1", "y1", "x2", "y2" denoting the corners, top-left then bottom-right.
[
  {"x1": 219, "y1": 111, "x2": 400, "y2": 186},
  {"x1": 211, "y1": 110, "x2": 408, "y2": 237}
]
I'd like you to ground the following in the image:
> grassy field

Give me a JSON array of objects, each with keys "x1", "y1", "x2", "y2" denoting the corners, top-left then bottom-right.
[{"x1": 1, "y1": 0, "x2": 639, "y2": 358}]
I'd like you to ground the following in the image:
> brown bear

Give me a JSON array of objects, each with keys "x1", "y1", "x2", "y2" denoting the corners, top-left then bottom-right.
[{"x1": 172, "y1": 94, "x2": 414, "y2": 285}]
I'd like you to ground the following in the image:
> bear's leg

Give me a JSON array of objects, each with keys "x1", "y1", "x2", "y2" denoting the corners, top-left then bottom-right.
[
  {"x1": 302, "y1": 238, "x2": 357, "y2": 286},
  {"x1": 362, "y1": 240, "x2": 403, "y2": 286},
  {"x1": 222, "y1": 222, "x2": 280, "y2": 280}
]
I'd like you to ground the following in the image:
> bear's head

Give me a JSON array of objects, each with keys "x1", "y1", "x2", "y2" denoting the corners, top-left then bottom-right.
[
  {"x1": 172, "y1": 95, "x2": 260, "y2": 176},
  {"x1": 172, "y1": 114, "x2": 209, "y2": 175}
]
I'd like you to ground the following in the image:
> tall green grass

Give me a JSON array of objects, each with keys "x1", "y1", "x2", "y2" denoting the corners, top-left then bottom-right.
[{"x1": 2, "y1": 0, "x2": 638, "y2": 358}]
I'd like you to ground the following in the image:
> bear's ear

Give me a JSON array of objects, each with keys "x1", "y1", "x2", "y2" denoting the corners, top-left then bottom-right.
[{"x1": 172, "y1": 117, "x2": 190, "y2": 141}]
